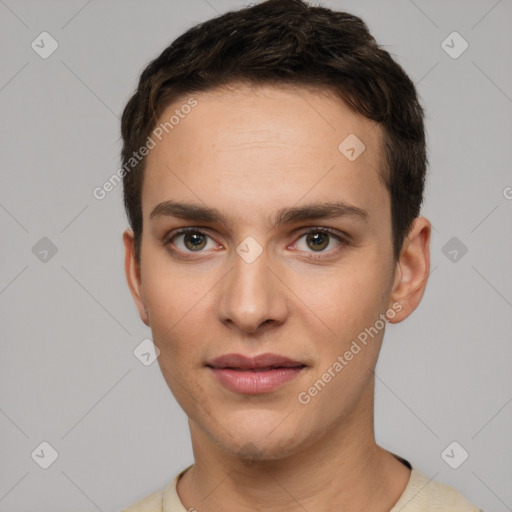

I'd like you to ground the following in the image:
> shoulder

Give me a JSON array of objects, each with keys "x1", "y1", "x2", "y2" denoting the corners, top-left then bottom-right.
[
  {"x1": 121, "y1": 488, "x2": 164, "y2": 512},
  {"x1": 390, "y1": 468, "x2": 482, "y2": 512},
  {"x1": 120, "y1": 465, "x2": 193, "y2": 512}
]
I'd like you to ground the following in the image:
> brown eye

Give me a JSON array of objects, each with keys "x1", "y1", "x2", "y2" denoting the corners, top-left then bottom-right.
[
  {"x1": 305, "y1": 231, "x2": 329, "y2": 251},
  {"x1": 295, "y1": 228, "x2": 346, "y2": 255},
  {"x1": 183, "y1": 232, "x2": 207, "y2": 251},
  {"x1": 167, "y1": 229, "x2": 216, "y2": 254}
]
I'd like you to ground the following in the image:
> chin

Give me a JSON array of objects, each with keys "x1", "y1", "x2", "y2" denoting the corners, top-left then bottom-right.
[
  {"x1": 207, "y1": 416, "x2": 310, "y2": 463},
  {"x1": 231, "y1": 437, "x2": 303, "y2": 463}
]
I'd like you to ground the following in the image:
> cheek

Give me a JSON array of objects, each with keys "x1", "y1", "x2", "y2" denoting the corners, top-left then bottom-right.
[
  {"x1": 297, "y1": 262, "x2": 391, "y2": 345},
  {"x1": 143, "y1": 270, "x2": 212, "y2": 414},
  {"x1": 140, "y1": 254, "x2": 211, "y2": 360},
  {"x1": 295, "y1": 272, "x2": 387, "y2": 418}
]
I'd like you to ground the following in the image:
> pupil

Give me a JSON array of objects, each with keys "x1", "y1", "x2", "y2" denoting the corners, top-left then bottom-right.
[
  {"x1": 186, "y1": 233, "x2": 206, "y2": 251},
  {"x1": 308, "y1": 232, "x2": 328, "y2": 251}
]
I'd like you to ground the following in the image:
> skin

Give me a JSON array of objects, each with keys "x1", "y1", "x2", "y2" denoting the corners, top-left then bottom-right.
[{"x1": 123, "y1": 83, "x2": 431, "y2": 512}]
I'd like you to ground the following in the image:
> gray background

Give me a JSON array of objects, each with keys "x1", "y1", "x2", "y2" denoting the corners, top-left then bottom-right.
[{"x1": 1, "y1": 0, "x2": 511, "y2": 511}]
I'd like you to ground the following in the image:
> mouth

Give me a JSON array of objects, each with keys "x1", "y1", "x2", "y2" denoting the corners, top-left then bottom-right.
[{"x1": 206, "y1": 353, "x2": 307, "y2": 394}]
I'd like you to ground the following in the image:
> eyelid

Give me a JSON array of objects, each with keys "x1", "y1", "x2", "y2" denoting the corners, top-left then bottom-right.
[
  {"x1": 295, "y1": 226, "x2": 350, "y2": 243},
  {"x1": 164, "y1": 226, "x2": 350, "y2": 257},
  {"x1": 163, "y1": 226, "x2": 221, "y2": 251},
  {"x1": 290, "y1": 227, "x2": 350, "y2": 255},
  {"x1": 163, "y1": 226, "x2": 215, "y2": 244}
]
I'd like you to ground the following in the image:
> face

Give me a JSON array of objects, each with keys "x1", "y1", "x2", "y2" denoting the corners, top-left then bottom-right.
[{"x1": 123, "y1": 83, "x2": 430, "y2": 462}]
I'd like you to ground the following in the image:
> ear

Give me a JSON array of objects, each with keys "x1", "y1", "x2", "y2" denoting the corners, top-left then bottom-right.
[
  {"x1": 387, "y1": 216, "x2": 431, "y2": 323},
  {"x1": 123, "y1": 229, "x2": 150, "y2": 326}
]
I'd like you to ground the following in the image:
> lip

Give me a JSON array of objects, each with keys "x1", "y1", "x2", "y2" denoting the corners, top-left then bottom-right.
[{"x1": 206, "y1": 353, "x2": 307, "y2": 394}]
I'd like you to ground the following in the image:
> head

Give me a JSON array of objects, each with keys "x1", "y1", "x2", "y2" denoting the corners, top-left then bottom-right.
[{"x1": 122, "y1": 0, "x2": 430, "y2": 463}]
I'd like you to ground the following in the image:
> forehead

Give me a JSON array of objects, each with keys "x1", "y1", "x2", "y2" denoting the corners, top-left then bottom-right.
[{"x1": 142, "y1": 83, "x2": 388, "y2": 230}]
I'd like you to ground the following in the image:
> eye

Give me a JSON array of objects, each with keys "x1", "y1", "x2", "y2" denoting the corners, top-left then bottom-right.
[
  {"x1": 294, "y1": 228, "x2": 347, "y2": 254},
  {"x1": 166, "y1": 228, "x2": 218, "y2": 254},
  {"x1": 164, "y1": 226, "x2": 349, "y2": 259}
]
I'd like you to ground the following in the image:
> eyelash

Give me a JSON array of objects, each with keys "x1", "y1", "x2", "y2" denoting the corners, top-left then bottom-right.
[{"x1": 163, "y1": 227, "x2": 350, "y2": 259}]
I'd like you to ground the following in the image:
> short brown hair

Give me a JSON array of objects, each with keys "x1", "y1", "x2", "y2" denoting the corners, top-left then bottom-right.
[{"x1": 121, "y1": 0, "x2": 427, "y2": 264}]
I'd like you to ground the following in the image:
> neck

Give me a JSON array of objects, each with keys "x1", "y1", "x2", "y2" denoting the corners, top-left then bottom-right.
[{"x1": 176, "y1": 379, "x2": 411, "y2": 512}]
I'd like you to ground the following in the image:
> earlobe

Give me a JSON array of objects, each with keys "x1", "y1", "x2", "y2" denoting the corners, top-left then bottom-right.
[
  {"x1": 387, "y1": 217, "x2": 431, "y2": 324},
  {"x1": 122, "y1": 229, "x2": 150, "y2": 326}
]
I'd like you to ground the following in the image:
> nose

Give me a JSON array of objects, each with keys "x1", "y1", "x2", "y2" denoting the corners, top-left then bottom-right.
[{"x1": 217, "y1": 248, "x2": 288, "y2": 335}]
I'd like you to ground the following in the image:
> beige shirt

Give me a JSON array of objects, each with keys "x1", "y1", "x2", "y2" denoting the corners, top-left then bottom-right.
[{"x1": 122, "y1": 463, "x2": 482, "y2": 512}]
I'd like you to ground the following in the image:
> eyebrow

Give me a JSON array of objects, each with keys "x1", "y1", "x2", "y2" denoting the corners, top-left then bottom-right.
[{"x1": 149, "y1": 199, "x2": 369, "y2": 227}]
